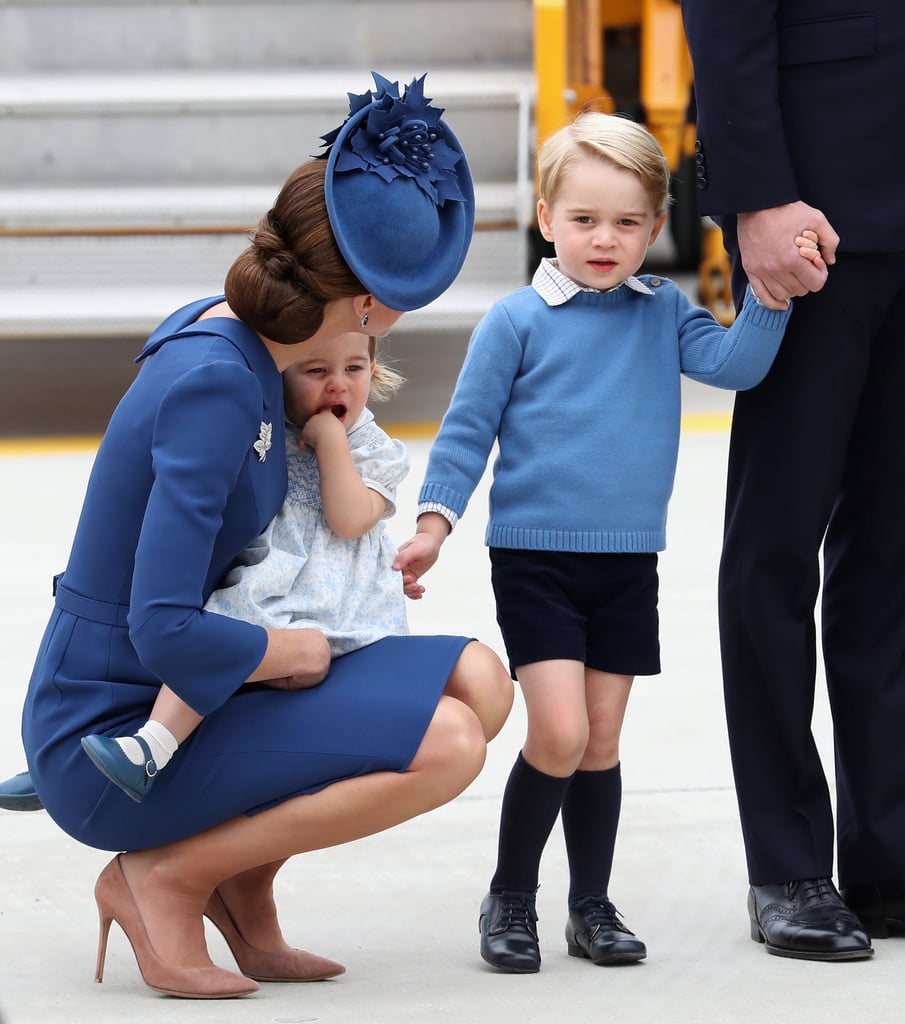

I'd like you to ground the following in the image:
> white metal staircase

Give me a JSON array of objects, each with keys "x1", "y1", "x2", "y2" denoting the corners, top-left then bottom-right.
[{"x1": 1, "y1": 0, "x2": 535, "y2": 348}]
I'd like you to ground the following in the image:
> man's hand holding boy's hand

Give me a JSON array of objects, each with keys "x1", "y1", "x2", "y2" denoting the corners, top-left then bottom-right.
[
  {"x1": 795, "y1": 229, "x2": 825, "y2": 270},
  {"x1": 738, "y1": 201, "x2": 839, "y2": 310}
]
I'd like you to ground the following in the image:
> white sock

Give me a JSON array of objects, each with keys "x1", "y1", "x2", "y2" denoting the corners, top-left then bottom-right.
[{"x1": 115, "y1": 720, "x2": 179, "y2": 770}]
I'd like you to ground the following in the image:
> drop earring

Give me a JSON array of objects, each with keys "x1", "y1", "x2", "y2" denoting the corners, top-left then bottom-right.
[{"x1": 360, "y1": 314, "x2": 369, "y2": 327}]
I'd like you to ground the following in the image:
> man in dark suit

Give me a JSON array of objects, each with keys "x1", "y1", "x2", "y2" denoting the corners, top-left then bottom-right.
[{"x1": 680, "y1": 0, "x2": 905, "y2": 960}]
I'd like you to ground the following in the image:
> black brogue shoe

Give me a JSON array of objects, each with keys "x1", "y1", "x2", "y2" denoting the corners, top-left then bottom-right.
[{"x1": 748, "y1": 878, "x2": 873, "y2": 961}]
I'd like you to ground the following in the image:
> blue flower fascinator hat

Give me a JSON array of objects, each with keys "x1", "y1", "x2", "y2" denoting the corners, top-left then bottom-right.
[{"x1": 320, "y1": 72, "x2": 475, "y2": 312}]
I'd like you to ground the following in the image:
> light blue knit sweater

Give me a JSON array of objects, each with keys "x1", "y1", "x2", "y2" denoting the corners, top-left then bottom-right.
[{"x1": 419, "y1": 275, "x2": 790, "y2": 552}]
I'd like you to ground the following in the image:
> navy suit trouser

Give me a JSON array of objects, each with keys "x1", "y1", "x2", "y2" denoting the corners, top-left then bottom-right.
[{"x1": 719, "y1": 248, "x2": 905, "y2": 886}]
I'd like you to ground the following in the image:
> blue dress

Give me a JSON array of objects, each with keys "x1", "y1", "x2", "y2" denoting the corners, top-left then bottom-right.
[{"x1": 21, "y1": 297, "x2": 469, "y2": 852}]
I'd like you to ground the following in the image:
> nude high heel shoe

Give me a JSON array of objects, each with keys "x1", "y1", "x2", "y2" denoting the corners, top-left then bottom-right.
[
  {"x1": 204, "y1": 888, "x2": 346, "y2": 982},
  {"x1": 94, "y1": 856, "x2": 259, "y2": 998}
]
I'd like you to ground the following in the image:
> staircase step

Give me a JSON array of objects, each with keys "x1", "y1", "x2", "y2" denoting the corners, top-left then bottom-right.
[
  {"x1": 0, "y1": 181, "x2": 528, "y2": 230},
  {"x1": 0, "y1": 281, "x2": 520, "y2": 340},
  {"x1": 0, "y1": 3, "x2": 535, "y2": 355},
  {"x1": 1, "y1": 67, "x2": 533, "y2": 112},
  {"x1": 2, "y1": 68, "x2": 534, "y2": 186},
  {"x1": 0, "y1": 224, "x2": 526, "y2": 339},
  {"x1": 2, "y1": 0, "x2": 532, "y2": 73}
]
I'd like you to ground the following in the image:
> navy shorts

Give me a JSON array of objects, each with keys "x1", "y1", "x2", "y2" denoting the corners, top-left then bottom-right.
[{"x1": 489, "y1": 547, "x2": 661, "y2": 678}]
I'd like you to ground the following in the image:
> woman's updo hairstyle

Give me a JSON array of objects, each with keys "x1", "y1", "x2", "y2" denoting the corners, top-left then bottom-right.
[{"x1": 225, "y1": 160, "x2": 365, "y2": 345}]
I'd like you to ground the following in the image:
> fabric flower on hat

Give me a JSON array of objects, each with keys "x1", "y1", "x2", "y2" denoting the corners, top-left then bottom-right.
[
  {"x1": 320, "y1": 71, "x2": 475, "y2": 310},
  {"x1": 320, "y1": 73, "x2": 468, "y2": 207}
]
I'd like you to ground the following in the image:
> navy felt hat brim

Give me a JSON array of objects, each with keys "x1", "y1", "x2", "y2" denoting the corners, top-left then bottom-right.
[{"x1": 323, "y1": 76, "x2": 476, "y2": 312}]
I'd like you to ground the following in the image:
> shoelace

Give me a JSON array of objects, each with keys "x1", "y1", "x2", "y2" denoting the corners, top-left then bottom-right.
[
  {"x1": 787, "y1": 878, "x2": 837, "y2": 904},
  {"x1": 574, "y1": 898, "x2": 628, "y2": 932},
  {"x1": 494, "y1": 892, "x2": 538, "y2": 932},
  {"x1": 573, "y1": 897, "x2": 634, "y2": 937}
]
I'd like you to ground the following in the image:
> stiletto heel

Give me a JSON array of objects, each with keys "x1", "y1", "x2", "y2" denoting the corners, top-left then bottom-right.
[
  {"x1": 93, "y1": 856, "x2": 259, "y2": 998},
  {"x1": 204, "y1": 888, "x2": 345, "y2": 982},
  {"x1": 95, "y1": 904, "x2": 113, "y2": 982}
]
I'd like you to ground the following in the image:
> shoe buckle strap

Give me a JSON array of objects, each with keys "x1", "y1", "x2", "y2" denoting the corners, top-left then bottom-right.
[{"x1": 133, "y1": 735, "x2": 158, "y2": 778}]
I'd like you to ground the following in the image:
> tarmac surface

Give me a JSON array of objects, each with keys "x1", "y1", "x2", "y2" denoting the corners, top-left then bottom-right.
[{"x1": 2, "y1": 383, "x2": 904, "y2": 1023}]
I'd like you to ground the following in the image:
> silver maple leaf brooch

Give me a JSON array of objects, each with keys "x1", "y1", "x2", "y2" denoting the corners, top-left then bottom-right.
[{"x1": 253, "y1": 421, "x2": 272, "y2": 462}]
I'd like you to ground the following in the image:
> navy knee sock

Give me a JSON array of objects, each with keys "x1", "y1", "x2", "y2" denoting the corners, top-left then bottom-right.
[
  {"x1": 489, "y1": 752, "x2": 572, "y2": 894},
  {"x1": 561, "y1": 763, "x2": 622, "y2": 907}
]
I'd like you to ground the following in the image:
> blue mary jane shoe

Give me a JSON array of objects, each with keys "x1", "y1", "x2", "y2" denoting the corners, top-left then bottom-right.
[
  {"x1": 0, "y1": 771, "x2": 44, "y2": 812},
  {"x1": 81, "y1": 734, "x2": 157, "y2": 803}
]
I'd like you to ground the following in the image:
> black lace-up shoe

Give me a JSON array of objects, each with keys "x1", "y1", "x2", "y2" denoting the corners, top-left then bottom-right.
[
  {"x1": 478, "y1": 891, "x2": 540, "y2": 973},
  {"x1": 748, "y1": 878, "x2": 873, "y2": 960},
  {"x1": 565, "y1": 897, "x2": 647, "y2": 965}
]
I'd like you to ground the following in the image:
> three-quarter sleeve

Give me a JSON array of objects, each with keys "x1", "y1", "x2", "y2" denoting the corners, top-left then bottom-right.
[{"x1": 128, "y1": 360, "x2": 270, "y2": 715}]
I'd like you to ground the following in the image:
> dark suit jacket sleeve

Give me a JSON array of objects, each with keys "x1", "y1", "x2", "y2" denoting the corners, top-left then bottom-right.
[{"x1": 680, "y1": 0, "x2": 799, "y2": 216}]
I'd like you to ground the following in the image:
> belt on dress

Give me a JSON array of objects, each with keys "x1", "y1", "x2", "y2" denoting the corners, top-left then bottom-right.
[{"x1": 53, "y1": 573, "x2": 130, "y2": 628}]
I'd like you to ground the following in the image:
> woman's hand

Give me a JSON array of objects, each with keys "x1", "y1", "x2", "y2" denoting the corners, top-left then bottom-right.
[
  {"x1": 263, "y1": 671, "x2": 328, "y2": 691},
  {"x1": 249, "y1": 628, "x2": 331, "y2": 689}
]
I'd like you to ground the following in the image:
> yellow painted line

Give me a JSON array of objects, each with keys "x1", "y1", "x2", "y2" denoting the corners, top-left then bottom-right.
[
  {"x1": 385, "y1": 414, "x2": 734, "y2": 439},
  {"x1": 681, "y1": 411, "x2": 732, "y2": 434},
  {"x1": 0, "y1": 435, "x2": 101, "y2": 456},
  {"x1": 380, "y1": 421, "x2": 441, "y2": 439},
  {"x1": 0, "y1": 412, "x2": 732, "y2": 457},
  {"x1": 386, "y1": 414, "x2": 734, "y2": 439}
]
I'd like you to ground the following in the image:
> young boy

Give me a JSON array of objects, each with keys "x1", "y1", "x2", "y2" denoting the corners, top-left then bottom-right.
[{"x1": 394, "y1": 111, "x2": 819, "y2": 973}]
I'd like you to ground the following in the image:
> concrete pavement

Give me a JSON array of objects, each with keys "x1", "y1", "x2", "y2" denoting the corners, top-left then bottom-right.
[{"x1": 1, "y1": 397, "x2": 903, "y2": 1023}]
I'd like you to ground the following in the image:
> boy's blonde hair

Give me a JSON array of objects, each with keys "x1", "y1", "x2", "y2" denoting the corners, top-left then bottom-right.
[
  {"x1": 368, "y1": 336, "x2": 406, "y2": 403},
  {"x1": 537, "y1": 112, "x2": 672, "y2": 215}
]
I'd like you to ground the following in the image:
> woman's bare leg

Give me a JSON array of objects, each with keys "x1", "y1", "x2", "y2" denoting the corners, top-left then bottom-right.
[
  {"x1": 204, "y1": 644, "x2": 511, "y2": 954},
  {"x1": 215, "y1": 861, "x2": 288, "y2": 951},
  {"x1": 443, "y1": 640, "x2": 513, "y2": 741},
  {"x1": 119, "y1": 694, "x2": 486, "y2": 965}
]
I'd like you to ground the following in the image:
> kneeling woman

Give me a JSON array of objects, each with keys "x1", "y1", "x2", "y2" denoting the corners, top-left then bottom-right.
[{"x1": 21, "y1": 74, "x2": 513, "y2": 999}]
